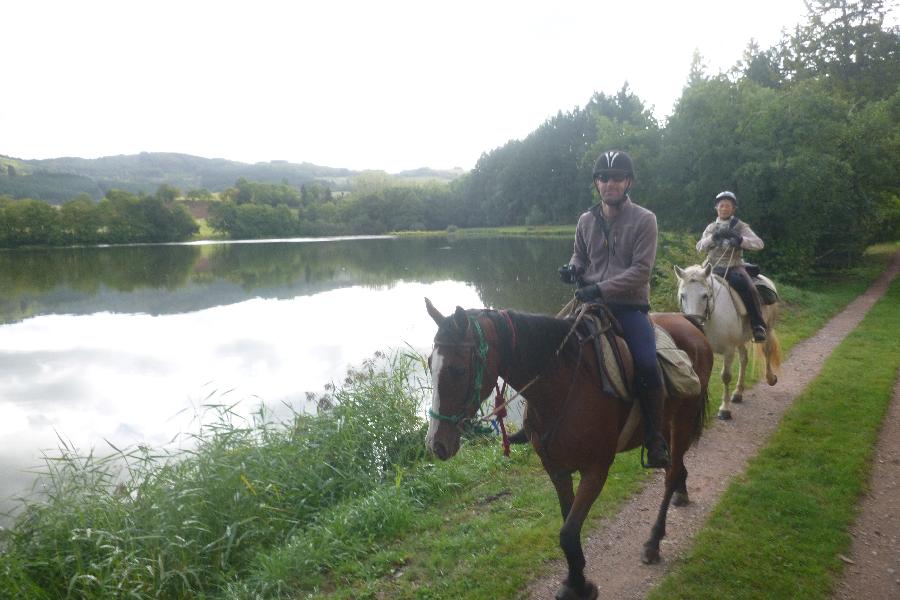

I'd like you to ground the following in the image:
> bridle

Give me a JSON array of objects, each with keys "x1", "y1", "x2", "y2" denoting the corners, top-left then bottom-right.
[
  {"x1": 428, "y1": 316, "x2": 489, "y2": 427},
  {"x1": 680, "y1": 269, "x2": 718, "y2": 324}
]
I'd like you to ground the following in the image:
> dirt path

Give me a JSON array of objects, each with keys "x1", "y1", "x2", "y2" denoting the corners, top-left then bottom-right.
[
  {"x1": 526, "y1": 251, "x2": 900, "y2": 600},
  {"x1": 832, "y1": 375, "x2": 900, "y2": 599}
]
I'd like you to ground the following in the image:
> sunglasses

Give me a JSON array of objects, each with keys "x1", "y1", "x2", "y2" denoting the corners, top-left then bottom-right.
[{"x1": 597, "y1": 174, "x2": 627, "y2": 183}]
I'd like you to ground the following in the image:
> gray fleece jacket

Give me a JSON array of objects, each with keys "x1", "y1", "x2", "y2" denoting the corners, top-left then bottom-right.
[{"x1": 570, "y1": 197, "x2": 658, "y2": 308}]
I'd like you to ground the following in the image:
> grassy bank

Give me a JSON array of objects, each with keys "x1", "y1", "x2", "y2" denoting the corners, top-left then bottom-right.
[
  {"x1": 649, "y1": 258, "x2": 900, "y2": 599},
  {"x1": 0, "y1": 242, "x2": 893, "y2": 599}
]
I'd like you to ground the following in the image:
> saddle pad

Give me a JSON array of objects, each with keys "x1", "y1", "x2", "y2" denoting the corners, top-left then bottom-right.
[
  {"x1": 654, "y1": 325, "x2": 702, "y2": 400},
  {"x1": 584, "y1": 314, "x2": 630, "y2": 402}
]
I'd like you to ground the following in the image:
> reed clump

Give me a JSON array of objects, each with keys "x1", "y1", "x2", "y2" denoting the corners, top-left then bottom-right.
[{"x1": 0, "y1": 351, "x2": 457, "y2": 599}]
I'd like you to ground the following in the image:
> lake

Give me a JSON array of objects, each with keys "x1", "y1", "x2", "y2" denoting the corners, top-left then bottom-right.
[{"x1": 0, "y1": 235, "x2": 574, "y2": 519}]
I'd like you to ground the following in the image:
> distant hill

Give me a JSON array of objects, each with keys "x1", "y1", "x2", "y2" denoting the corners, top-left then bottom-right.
[{"x1": 0, "y1": 152, "x2": 465, "y2": 204}]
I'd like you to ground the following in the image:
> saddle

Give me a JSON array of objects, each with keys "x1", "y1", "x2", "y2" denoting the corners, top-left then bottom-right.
[
  {"x1": 566, "y1": 305, "x2": 702, "y2": 452},
  {"x1": 713, "y1": 267, "x2": 780, "y2": 316},
  {"x1": 561, "y1": 303, "x2": 702, "y2": 402}
]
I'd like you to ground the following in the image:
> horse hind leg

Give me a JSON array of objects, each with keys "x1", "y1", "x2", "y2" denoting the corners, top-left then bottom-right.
[
  {"x1": 642, "y1": 458, "x2": 686, "y2": 563},
  {"x1": 764, "y1": 336, "x2": 779, "y2": 386}
]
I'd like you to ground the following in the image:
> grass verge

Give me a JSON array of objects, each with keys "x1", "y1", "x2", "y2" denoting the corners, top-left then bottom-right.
[{"x1": 649, "y1": 265, "x2": 900, "y2": 599}]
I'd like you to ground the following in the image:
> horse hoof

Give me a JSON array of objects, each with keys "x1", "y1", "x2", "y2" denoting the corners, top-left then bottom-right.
[
  {"x1": 767, "y1": 374, "x2": 778, "y2": 386},
  {"x1": 717, "y1": 409, "x2": 732, "y2": 420},
  {"x1": 672, "y1": 491, "x2": 690, "y2": 506},
  {"x1": 555, "y1": 582, "x2": 598, "y2": 600},
  {"x1": 641, "y1": 545, "x2": 661, "y2": 564},
  {"x1": 731, "y1": 394, "x2": 743, "y2": 404}
]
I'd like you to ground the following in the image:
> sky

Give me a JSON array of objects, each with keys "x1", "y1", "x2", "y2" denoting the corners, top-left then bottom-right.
[{"x1": 2, "y1": 0, "x2": 823, "y2": 173}]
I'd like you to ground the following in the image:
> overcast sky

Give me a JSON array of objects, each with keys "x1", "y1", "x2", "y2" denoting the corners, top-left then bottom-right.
[{"x1": 3, "y1": 0, "x2": 830, "y2": 172}]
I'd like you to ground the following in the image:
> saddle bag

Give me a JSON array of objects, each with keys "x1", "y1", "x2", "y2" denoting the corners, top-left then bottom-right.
[
  {"x1": 753, "y1": 274, "x2": 779, "y2": 305},
  {"x1": 653, "y1": 325, "x2": 702, "y2": 400}
]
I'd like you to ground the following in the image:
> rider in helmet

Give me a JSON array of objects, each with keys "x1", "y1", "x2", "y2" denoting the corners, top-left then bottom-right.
[
  {"x1": 557, "y1": 150, "x2": 670, "y2": 469},
  {"x1": 696, "y1": 191, "x2": 767, "y2": 342}
]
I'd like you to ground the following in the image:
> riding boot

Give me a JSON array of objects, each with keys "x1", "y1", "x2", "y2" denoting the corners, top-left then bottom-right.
[
  {"x1": 638, "y1": 387, "x2": 670, "y2": 468},
  {"x1": 729, "y1": 270, "x2": 768, "y2": 343}
]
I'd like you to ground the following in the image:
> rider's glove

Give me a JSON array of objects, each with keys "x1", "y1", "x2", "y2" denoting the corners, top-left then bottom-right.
[
  {"x1": 728, "y1": 235, "x2": 743, "y2": 248},
  {"x1": 558, "y1": 264, "x2": 581, "y2": 284},
  {"x1": 575, "y1": 283, "x2": 602, "y2": 303},
  {"x1": 711, "y1": 229, "x2": 725, "y2": 242}
]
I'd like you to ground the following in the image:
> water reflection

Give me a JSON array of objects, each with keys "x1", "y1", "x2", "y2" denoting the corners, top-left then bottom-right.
[
  {"x1": 0, "y1": 236, "x2": 574, "y2": 519},
  {"x1": 0, "y1": 237, "x2": 573, "y2": 323}
]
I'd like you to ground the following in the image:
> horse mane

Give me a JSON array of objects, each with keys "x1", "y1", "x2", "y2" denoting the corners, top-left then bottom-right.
[{"x1": 482, "y1": 309, "x2": 574, "y2": 375}]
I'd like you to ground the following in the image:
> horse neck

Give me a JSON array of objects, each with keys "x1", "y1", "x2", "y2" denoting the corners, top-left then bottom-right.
[
  {"x1": 706, "y1": 275, "x2": 743, "y2": 336},
  {"x1": 498, "y1": 311, "x2": 570, "y2": 388}
]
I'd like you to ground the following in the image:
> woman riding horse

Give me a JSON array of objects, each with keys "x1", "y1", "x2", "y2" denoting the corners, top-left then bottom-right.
[{"x1": 696, "y1": 191, "x2": 768, "y2": 342}]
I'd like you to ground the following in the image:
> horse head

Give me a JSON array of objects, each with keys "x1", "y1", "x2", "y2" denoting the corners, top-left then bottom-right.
[
  {"x1": 674, "y1": 264, "x2": 714, "y2": 323},
  {"x1": 424, "y1": 298, "x2": 500, "y2": 460}
]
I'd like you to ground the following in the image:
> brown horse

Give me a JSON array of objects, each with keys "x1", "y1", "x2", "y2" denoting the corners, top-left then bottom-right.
[{"x1": 424, "y1": 299, "x2": 713, "y2": 600}]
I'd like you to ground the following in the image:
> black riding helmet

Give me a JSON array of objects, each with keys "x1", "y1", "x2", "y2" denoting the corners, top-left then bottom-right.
[
  {"x1": 715, "y1": 190, "x2": 737, "y2": 206},
  {"x1": 592, "y1": 150, "x2": 634, "y2": 180}
]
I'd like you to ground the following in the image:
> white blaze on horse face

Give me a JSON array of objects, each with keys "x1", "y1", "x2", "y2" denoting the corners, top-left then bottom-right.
[{"x1": 426, "y1": 347, "x2": 446, "y2": 440}]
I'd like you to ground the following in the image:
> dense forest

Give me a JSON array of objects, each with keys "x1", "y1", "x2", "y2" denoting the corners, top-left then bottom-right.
[{"x1": 1, "y1": 0, "x2": 898, "y2": 276}]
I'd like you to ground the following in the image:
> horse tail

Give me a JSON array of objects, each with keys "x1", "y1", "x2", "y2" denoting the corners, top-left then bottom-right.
[{"x1": 754, "y1": 329, "x2": 782, "y2": 375}]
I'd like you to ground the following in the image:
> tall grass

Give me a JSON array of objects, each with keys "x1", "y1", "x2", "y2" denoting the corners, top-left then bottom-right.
[{"x1": 0, "y1": 352, "x2": 431, "y2": 599}]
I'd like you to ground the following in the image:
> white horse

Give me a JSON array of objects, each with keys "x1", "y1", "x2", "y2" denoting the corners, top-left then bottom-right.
[{"x1": 674, "y1": 264, "x2": 781, "y2": 420}]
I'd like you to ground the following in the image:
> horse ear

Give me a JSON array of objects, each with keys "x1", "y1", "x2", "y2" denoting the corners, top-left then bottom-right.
[
  {"x1": 703, "y1": 263, "x2": 712, "y2": 278},
  {"x1": 425, "y1": 297, "x2": 445, "y2": 325},
  {"x1": 453, "y1": 306, "x2": 469, "y2": 332},
  {"x1": 673, "y1": 265, "x2": 685, "y2": 280}
]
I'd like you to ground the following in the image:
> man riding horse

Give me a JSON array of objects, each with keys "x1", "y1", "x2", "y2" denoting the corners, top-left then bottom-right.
[
  {"x1": 557, "y1": 150, "x2": 670, "y2": 469},
  {"x1": 696, "y1": 191, "x2": 768, "y2": 342}
]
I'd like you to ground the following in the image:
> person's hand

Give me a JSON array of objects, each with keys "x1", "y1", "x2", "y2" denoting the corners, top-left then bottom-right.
[
  {"x1": 727, "y1": 235, "x2": 743, "y2": 248},
  {"x1": 575, "y1": 283, "x2": 602, "y2": 303},
  {"x1": 711, "y1": 229, "x2": 725, "y2": 242},
  {"x1": 558, "y1": 264, "x2": 581, "y2": 284}
]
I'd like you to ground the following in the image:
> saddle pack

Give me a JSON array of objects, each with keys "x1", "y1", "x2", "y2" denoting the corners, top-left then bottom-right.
[
  {"x1": 570, "y1": 308, "x2": 702, "y2": 452},
  {"x1": 570, "y1": 309, "x2": 701, "y2": 403}
]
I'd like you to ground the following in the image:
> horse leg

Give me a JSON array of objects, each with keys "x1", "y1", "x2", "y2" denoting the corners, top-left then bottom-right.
[
  {"x1": 549, "y1": 470, "x2": 575, "y2": 520},
  {"x1": 731, "y1": 344, "x2": 748, "y2": 404},
  {"x1": 644, "y1": 406, "x2": 692, "y2": 561},
  {"x1": 554, "y1": 464, "x2": 609, "y2": 600},
  {"x1": 764, "y1": 336, "x2": 778, "y2": 386},
  {"x1": 718, "y1": 350, "x2": 734, "y2": 420}
]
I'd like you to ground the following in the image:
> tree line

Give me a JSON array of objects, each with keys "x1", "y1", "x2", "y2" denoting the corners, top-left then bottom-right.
[
  {"x1": 0, "y1": 186, "x2": 197, "y2": 247},
  {"x1": 2, "y1": 1, "x2": 897, "y2": 276},
  {"x1": 446, "y1": 0, "x2": 900, "y2": 275}
]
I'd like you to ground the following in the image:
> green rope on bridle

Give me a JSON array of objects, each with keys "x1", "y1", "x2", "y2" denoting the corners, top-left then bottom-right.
[{"x1": 428, "y1": 317, "x2": 490, "y2": 428}]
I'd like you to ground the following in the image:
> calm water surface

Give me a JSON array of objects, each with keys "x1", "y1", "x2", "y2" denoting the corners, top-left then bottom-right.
[{"x1": 0, "y1": 235, "x2": 573, "y2": 516}]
